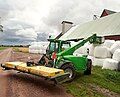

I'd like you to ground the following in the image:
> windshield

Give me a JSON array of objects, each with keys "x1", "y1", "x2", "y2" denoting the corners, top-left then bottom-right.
[
  {"x1": 49, "y1": 42, "x2": 58, "y2": 52},
  {"x1": 61, "y1": 43, "x2": 70, "y2": 51}
]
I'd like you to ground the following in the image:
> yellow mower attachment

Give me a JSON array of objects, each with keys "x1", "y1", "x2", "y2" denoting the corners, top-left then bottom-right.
[
  {"x1": 29, "y1": 66, "x2": 64, "y2": 77},
  {"x1": 1, "y1": 62, "x2": 70, "y2": 84},
  {"x1": 2, "y1": 62, "x2": 24, "y2": 69},
  {"x1": 16, "y1": 63, "x2": 32, "y2": 72}
]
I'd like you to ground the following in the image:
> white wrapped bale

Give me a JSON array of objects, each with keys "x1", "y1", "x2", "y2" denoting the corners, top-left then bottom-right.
[
  {"x1": 73, "y1": 53, "x2": 83, "y2": 56},
  {"x1": 94, "y1": 46, "x2": 112, "y2": 58},
  {"x1": 112, "y1": 49, "x2": 120, "y2": 61},
  {"x1": 74, "y1": 45, "x2": 88, "y2": 55},
  {"x1": 87, "y1": 56, "x2": 94, "y2": 65},
  {"x1": 93, "y1": 58, "x2": 105, "y2": 66},
  {"x1": 103, "y1": 40, "x2": 115, "y2": 48},
  {"x1": 87, "y1": 44, "x2": 102, "y2": 56},
  {"x1": 88, "y1": 44, "x2": 94, "y2": 56},
  {"x1": 110, "y1": 41, "x2": 120, "y2": 54},
  {"x1": 102, "y1": 58, "x2": 119, "y2": 70}
]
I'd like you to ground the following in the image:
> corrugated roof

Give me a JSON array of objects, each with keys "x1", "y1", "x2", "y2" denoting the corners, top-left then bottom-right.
[{"x1": 60, "y1": 12, "x2": 120, "y2": 40}]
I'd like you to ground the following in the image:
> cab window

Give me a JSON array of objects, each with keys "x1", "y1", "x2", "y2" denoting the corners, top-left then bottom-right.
[
  {"x1": 49, "y1": 42, "x2": 58, "y2": 52},
  {"x1": 62, "y1": 43, "x2": 70, "y2": 51}
]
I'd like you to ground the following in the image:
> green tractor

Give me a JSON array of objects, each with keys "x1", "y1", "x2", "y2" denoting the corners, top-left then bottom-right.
[{"x1": 38, "y1": 34, "x2": 104, "y2": 81}]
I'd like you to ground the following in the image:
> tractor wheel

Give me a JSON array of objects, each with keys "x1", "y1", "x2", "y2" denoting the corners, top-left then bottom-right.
[
  {"x1": 84, "y1": 59, "x2": 92, "y2": 75},
  {"x1": 60, "y1": 63, "x2": 76, "y2": 82},
  {"x1": 4, "y1": 67, "x2": 10, "y2": 70}
]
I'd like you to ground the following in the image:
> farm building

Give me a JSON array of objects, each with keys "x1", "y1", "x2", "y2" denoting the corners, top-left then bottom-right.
[
  {"x1": 58, "y1": 10, "x2": 120, "y2": 71},
  {"x1": 59, "y1": 11, "x2": 120, "y2": 40}
]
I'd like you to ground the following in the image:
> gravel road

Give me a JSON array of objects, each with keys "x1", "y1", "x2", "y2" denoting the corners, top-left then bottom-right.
[{"x1": 0, "y1": 48, "x2": 73, "y2": 97}]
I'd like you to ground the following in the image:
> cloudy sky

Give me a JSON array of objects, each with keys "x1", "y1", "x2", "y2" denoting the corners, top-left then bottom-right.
[{"x1": 0, "y1": 0, "x2": 120, "y2": 45}]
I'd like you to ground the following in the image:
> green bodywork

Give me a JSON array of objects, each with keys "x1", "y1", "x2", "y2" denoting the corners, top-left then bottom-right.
[
  {"x1": 62, "y1": 55, "x2": 87, "y2": 72},
  {"x1": 47, "y1": 34, "x2": 104, "y2": 73}
]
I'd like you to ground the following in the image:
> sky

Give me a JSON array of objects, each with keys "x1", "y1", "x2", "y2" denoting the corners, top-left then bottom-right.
[{"x1": 0, "y1": 0, "x2": 120, "y2": 45}]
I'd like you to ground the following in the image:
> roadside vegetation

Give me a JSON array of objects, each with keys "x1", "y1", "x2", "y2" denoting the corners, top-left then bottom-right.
[
  {"x1": 13, "y1": 47, "x2": 29, "y2": 53},
  {"x1": 0, "y1": 47, "x2": 9, "y2": 50},
  {"x1": 64, "y1": 66, "x2": 120, "y2": 97}
]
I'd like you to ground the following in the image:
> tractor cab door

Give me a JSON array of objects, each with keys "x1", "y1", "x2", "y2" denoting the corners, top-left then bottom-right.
[{"x1": 46, "y1": 41, "x2": 59, "y2": 56}]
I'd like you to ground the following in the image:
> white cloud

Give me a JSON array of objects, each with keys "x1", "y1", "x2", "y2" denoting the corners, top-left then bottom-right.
[
  {"x1": 0, "y1": 0, "x2": 120, "y2": 45},
  {"x1": 16, "y1": 28, "x2": 37, "y2": 40}
]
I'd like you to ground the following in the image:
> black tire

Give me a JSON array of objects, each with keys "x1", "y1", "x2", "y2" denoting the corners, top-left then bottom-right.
[
  {"x1": 4, "y1": 67, "x2": 10, "y2": 70},
  {"x1": 59, "y1": 63, "x2": 76, "y2": 82},
  {"x1": 84, "y1": 59, "x2": 92, "y2": 75}
]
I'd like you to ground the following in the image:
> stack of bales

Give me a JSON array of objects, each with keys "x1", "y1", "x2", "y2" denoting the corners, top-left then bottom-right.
[
  {"x1": 93, "y1": 43, "x2": 112, "y2": 67},
  {"x1": 29, "y1": 42, "x2": 49, "y2": 54},
  {"x1": 102, "y1": 41, "x2": 120, "y2": 70},
  {"x1": 73, "y1": 40, "x2": 120, "y2": 70}
]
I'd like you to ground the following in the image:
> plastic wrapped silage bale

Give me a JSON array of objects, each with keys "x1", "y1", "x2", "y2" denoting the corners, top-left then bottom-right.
[
  {"x1": 87, "y1": 44, "x2": 94, "y2": 56},
  {"x1": 112, "y1": 49, "x2": 120, "y2": 61},
  {"x1": 93, "y1": 58, "x2": 105, "y2": 66},
  {"x1": 110, "y1": 41, "x2": 120, "y2": 54},
  {"x1": 74, "y1": 45, "x2": 88, "y2": 55},
  {"x1": 29, "y1": 46, "x2": 32, "y2": 53},
  {"x1": 94, "y1": 46, "x2": 112, "y2": 58},
  {"x1": 102, "y1": 58, "x2": 119, "y2": 70},
  {"x1": 103, "y1": 40, "x2": 115, "y2": 48},
  {"x1": 87, "y1": 55, "x2": 94, "y2": 65},
  {"x1": 73, "y1": 53, "x2": 83, "y2": 56},
  {"x1": 88, "y1": 44, "x2": 103, "y2": 56}
]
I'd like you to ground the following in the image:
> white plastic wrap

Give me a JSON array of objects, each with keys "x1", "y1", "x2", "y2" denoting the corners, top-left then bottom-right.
[
  {"x1": 94, "y1": 46, "x2": 112, "y2": 58},
  {"x1": 93, "y1": 58, "x2": 105, "y2": 67},
  {"x1": 74, "y1": 45, "x2": 88, "y2": 55},
  {"x1": 110, "y1": 41, "x2": 120, "y2": 54},
  {"x1": 103, "y1": 40, "x2": 115, "y2": 48},
  {"x1": 102, "y1": 58, "x2": 119, "y2": 70},
  {"x1": 87, "y1": 56, "x2": 94, "y2": 65},
  {"x1": 73, "y1": 53, "x2": 83, "y2": 56},
  {"x1": 112, "y1": 49, "x2": 120, "y2": 61},
  {"x1": 29, "y1": 42, "x2": 48, "y2": 54},
  {"x1": 88, "y1": 44, "x2": 94, "y2": 56}
]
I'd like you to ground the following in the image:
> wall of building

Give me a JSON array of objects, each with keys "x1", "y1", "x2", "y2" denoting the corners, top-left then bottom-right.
[{"x1": 105, "y1": 35, "x2": 120, "y2": 40}]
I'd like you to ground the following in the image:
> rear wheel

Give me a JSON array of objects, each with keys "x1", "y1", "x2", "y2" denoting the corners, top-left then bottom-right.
[
  {"x1": 60, "y1": 63, "x2": 76, "y2": 82},
  {"x1": 84, "y1": 59, "x2": 92, "y2": 75}
]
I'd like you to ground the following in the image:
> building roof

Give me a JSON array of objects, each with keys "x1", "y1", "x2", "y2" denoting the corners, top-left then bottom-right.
[
  {"x1": 55, "y1": 32, "x2": 63, "y2": 39},
  {"x1": 60, "y1": 12, "x2": 120, "y2": 40},
  {"x1": 100, "y1": 9, "x2": 116, "y2": 18}
]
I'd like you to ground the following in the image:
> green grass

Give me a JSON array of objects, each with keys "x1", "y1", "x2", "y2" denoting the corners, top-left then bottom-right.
[
  {"x1": 64, "y1": 66, "x2": 120, "y2": 97},
  {"x1": 0, "y1": 47, "x2": 9, "y2": 50}
]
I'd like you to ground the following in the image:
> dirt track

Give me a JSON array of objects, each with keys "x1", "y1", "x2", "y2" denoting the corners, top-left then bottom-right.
[{"x1": 0, "y1": 48, "x2": 73, "y2": 97}]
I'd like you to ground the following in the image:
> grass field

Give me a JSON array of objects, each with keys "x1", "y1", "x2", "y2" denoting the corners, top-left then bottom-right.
[
  {"x1": 64, "y1": 66, "x2": 120, "y2": 97},
  {"x1": 13, "y1": 47, "x2": 29, "y2": 53},
  {"x1": 0, "y1": 47, "x2": 9, "y2": 50}
]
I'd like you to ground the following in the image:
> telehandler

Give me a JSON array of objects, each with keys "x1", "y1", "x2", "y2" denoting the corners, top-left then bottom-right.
[
  {"x1": 1, "y1": 34, "x2": 104, "y2": 84},
  {"x1": 38, "y1": 34, "x2": 104, "y2": 81}
]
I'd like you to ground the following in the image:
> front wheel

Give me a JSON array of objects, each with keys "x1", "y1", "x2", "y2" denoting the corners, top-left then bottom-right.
[{"x1": 59, "y1": 63, "x2": 76, "y2": 82}]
